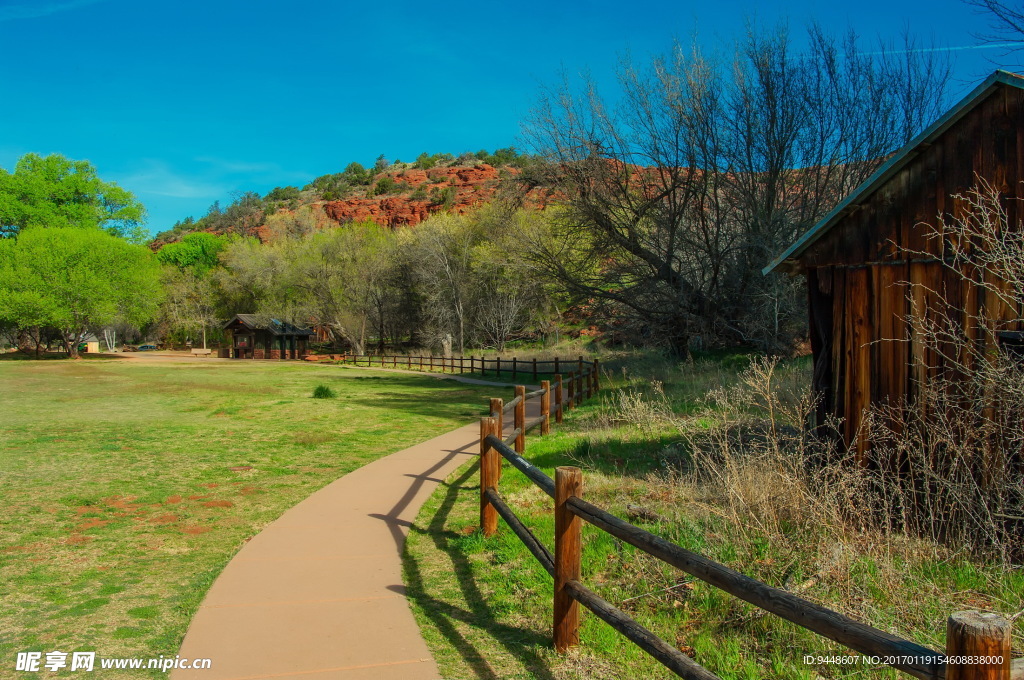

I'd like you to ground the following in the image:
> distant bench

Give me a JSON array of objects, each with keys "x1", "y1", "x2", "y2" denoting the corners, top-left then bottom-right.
[{"x1": 190, "y1": 348, "x2": 213, "y2": 357}]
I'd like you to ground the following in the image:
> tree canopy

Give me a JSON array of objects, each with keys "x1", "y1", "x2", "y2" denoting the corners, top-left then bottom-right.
[
  {"x1": 0, "y1": 153, "x2": 146, "y2": 240},
  {"x1": 0, "y1": 227, "x2": 163, "y2": 356}
]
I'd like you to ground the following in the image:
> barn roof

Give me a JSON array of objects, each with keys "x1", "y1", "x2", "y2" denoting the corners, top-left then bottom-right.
[
  {"x1": 764, "y1": 70, "x2": 1024, "y2": 275},
  {"x1": 223, "y1": 314, "x2": 314, "y2": 336}
]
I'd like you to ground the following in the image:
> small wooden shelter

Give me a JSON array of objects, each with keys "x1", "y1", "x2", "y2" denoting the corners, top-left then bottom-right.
[
  {"x1": 765, "y1": 71, "x2": 1024, "y2": 456},
  {"x1": 223, "y1": 314, "x2": 314, "y2": 360}
]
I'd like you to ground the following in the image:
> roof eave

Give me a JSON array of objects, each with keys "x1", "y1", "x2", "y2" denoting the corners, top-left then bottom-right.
[{"x1": 763, "y1": 70, "x2": 1024, "y2": 276}]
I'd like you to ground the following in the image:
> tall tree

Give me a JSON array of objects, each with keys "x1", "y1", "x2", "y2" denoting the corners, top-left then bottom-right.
[
  {"x1": 523, "y1": 25, "x2": 950, "y2": 353},
  {"x1": 0, "y1": 228, "x2": 163, "y2": 357},
  {"x1": 0, "y1": 153, "x2": 146, "y2": 240}
]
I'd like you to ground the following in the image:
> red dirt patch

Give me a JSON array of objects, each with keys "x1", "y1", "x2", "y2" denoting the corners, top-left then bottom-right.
[
  {"x1": 202, "y1": 500, "x2": 233, "y2": 508},
  {"x1": 66, "y1": 534, "x2": 93, "y2": 544},
  {"x1": 188, "y1": 495, "x2": 209, "y2": 501},
  {"x1": 150, "y1": 514, "x2": 179, "y2": 525},
  {"x1": 200, "y1": 483, "x2": 219, "y2": 489},
  {"x1": 181, "y1": 525, "x2": 211, "y2": 535},
  {"x1": 75, "y1": 518, "x2": 109, "y2": 531},
  {"x1": 238, "y1": 485, "x2": 261, "y2": 496},
  {"x1": 165, "y1": 495, "x2": 183, "y2": 505}
]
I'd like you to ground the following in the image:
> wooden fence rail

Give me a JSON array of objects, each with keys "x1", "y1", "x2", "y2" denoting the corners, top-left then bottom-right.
[
  {"x1": 311, "y1": 352, "x2": 598, "y2": 382},
  {"x1": 477, "y1": 385, "x2": 1018, "y2": 680}
]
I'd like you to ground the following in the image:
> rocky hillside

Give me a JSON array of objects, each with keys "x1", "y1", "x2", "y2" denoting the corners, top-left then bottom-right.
[{"x1": 152, "y1": 152, "x2": 555, "y2": 246}]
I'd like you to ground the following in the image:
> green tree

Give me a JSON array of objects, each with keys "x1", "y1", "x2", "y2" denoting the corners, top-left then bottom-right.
[
  {"x1": 155, "y1": 232, "x2": 227, "y2": 275},
  {"x1": 0, "y1": 228, "x2": 163, "y2": 357},
  {"x1": 0, "y1": 153, "x2": 146, "y2": 240}
]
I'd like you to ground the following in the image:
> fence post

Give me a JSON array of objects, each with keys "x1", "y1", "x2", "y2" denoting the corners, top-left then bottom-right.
[
  {"x1": 593, "y1": 358, "x2": 600, "y2": 393},
  {"x1": 490, "y1": 397, "x2": 504, "y2": 441},
  {"x1": 497, "y1": 356, "x2": 502, "y2": 377},
  {"x1": 945, "y1": 611, "x2": 1012, "y2": 680},
  {"x1": 555, "y1": 374, "x2": 563, "y2": 424},
  {"x1": 533, "y1": 357, "x2": 538, "y2": 381},
  {"x1": 513, "y1": 356, "x2": 518, "y2": 380},
  {"x1": 514, "y1": 385, "x2": 526, "y2": 453},
  {"x1": 419, "y1": 355, "x2": 423, "y2": 371},
  {"x1": 554, "y1": 466, "x2": 582, "y2": 652},
  {"x1": 480, "y1": 417, "x2": 500, "y2": 537},
  {"x1": 541, "y1": 380, "x2": 551, "y2": 435},
  {"x1": 567, "y1": 371, "x2": 575, "y2": 410},
  {"x1": 555, "y1": 356, "x2": 560, "y2": 375}
]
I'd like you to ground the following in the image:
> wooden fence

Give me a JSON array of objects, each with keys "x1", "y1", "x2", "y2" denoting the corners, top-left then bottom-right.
[
  {"x1": 310, "y1": 352, "x2": 598, "y2": 384},
  {"x1": 481, "y1": 386, "x2": 1021, "y2": 680}
]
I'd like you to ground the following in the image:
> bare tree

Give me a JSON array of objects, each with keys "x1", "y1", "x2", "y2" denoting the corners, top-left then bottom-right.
[
  {"x1": 967, "y1": 0, "x2": 1024, "y2": 67},
  {"x1": 523, "y1": 24, "x2": 950, "y2": 353}
]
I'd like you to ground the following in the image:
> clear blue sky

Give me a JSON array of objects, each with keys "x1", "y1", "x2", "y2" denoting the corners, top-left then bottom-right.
[{"x1": 0, "y1": 0, "x2": 1016, "y2": 235}]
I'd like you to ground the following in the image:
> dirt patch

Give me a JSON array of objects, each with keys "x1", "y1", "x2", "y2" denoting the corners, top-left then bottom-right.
[
  {"x1": 181, "y1": 525, "x2": 211, "y2": 535},
  {"x1": 202, "y1": 500, "x2": 233, "y2": 508},
  {"x1": 66, "y1": 534, "x2": 93, "y2": 544},
  {"x1": 75, "y1": 518, "x2": 109, "y2": 531},
  {"x1": 200, "y1": 483, "x2": 219, "y2": 489},
  {"x1": 165, "y1": 495, "x2": 182, "y2": 505},
  {"x1": 149, "y1": 514, "x2": 179, "y2": 525},
  {"x1": 238, "y1": 485, "x2": 261, "y2": 496},
  {"x1": 188, "y1": 495, "x2": 209, "y2": 501}
]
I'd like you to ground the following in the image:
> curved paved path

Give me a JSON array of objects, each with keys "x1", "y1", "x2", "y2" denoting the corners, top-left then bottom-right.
[{"x1": 173, "y1": 374, "x2": 539, "y2": 680}]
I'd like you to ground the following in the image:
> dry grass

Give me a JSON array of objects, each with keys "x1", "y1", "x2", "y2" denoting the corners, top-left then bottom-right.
[{"x1": 406, "y1": 352, "x2": 1023, "y2": 679}]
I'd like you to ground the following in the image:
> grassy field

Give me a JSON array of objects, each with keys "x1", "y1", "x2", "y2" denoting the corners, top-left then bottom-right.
[
  {"x1": 0, "y1": 357, "x2": 495, "y2": 677},
  {"x1": 404, "y1": 353, "x2": 1024, "y2": 679}
]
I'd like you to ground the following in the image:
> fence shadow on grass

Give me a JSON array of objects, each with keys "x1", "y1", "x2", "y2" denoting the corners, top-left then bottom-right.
[{"x1": 397, "y1": 460, "x2": 555, "y2": 680}]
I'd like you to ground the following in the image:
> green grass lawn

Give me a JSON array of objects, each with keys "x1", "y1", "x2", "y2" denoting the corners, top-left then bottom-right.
[
  {"x1": 404, "y1": 356, "x2": 1024, "y2": 679},
  {"x1": 0, "y1": 358, "x2": 495, "y2": 677}
]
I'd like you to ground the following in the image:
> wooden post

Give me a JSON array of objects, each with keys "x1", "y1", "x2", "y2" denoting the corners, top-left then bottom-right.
[
  {"x1": 533, "y1": 357, "x2": 538, "y2": 380},
  {"x1": 490, "y1": 397, "x2": 504, "y2": 440},
  {"x1": 480, "y1": 417, "x2": 500, "y2": 537},
  {"x1": 430, "y1": 355, "x2": 434, "y2": 372},
  {"x1": 541, "y1": 380, "x2": 550, "y2": 435},
  {"x1": 555, "y1": 374, "x2": 563, "y2": 423},
  {"x1": 554, "y1": 356, "x2": 560, "y2": 375},
  {"x1": 566, "y1": 371, "x2": 575, "y2": 411},
  {"x1": 512, "y1": 356, "x2": 517, "y2": 379},
  {"x1": 554, "y1": 466, "x2": 582, "y2": 652},
  {"x1": 419, "y1": 355, "x2": 423, "y2": 371},
  {"x1": 577, "y1": 357, "x2": 584, "y2": 405},
  {"x1": 497, "y1": 356, "x2": 501, "y2": 377},
  {"x1": 514, "y1": 385, "x2": 526, "y2": 453},
  {"x1": 593, "y1": 358, "x2": 600, "y2": 393},
  {"x1": 945, "y1": 611, "x2": 1012, "y2": 680},
  {"x1": 480, "y1": 357, "x2": 485, "y2": 376}
]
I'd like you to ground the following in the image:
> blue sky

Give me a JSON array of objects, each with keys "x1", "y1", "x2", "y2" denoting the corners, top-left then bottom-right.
[{"x1": 0, "y1": 0, "x2": 1017, "y2": 235}]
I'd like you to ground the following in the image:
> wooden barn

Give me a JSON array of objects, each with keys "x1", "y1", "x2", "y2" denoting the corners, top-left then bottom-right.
[
  {"x1": 765, "y1": 70, "x2": 1024, "y2": 458},
  {"x1": 223, "y1": 314, "x2": 314, "y2": 360}
]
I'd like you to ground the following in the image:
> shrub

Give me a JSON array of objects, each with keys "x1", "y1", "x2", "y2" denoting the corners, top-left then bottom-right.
[{"x1": 312, "y1": 384, "x2": 336, "y2": 399}]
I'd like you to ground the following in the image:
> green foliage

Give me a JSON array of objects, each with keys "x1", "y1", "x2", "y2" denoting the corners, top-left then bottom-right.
[
  {"x1": 429, "y1": 186, "x2": 457, "y2": 208},
  {"x1": 155, "y1": 233, "x2": 227, "y2": 275},
  {"x1": 409, "y1": 185, "x2": 429, "y2": 201},
  {"x1": 414, "y1": 152, "x2": 436, "y2": 170},
  {"x1": 311, "y1": 384, "x2": 337, "y2": 399},
  {"x1": 0, "y1": 153, "x2": 146, "y2": 240},
  {"x1": 370, "y1": 176, "x2": 399, "y2": 196},
  {"x1": 0, "y1": 227, "x2": 163, "y2": 355}
]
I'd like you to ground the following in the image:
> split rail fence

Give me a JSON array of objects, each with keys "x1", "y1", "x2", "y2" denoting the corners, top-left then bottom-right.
[
  {"x1": 481, "y1": 383, "x2": 1020, "y2": 680},
  {"x1": 315, "y1": 352, "x2": 597, "y2": 383}
]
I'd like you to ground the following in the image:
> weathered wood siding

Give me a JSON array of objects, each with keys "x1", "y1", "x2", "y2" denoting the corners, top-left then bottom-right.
[{"x1": 799, "y1": 83, "x2": 1024, "y2": 454}]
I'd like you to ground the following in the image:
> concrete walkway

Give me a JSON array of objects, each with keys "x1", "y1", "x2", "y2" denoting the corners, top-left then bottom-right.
[{"x1": 174, "y1": 378, "x2": 539, "y2": 680}]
